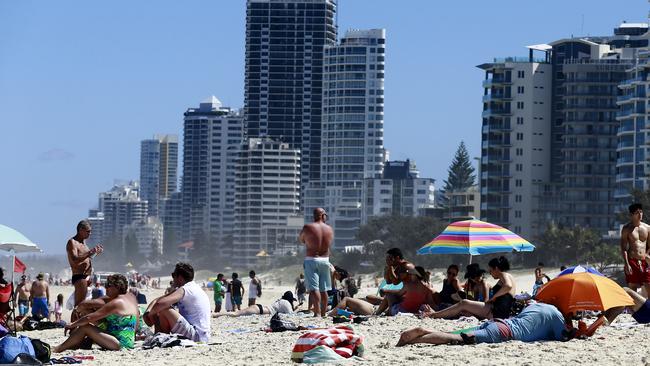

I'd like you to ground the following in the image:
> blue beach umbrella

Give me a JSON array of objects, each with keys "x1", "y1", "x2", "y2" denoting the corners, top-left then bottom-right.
[{"x1": 558, "y1": 265, "x2": 604, "y2": 277}]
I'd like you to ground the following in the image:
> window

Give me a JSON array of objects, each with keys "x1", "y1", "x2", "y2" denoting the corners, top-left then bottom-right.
[
  {"x1": 515, "y1": 179, "x2": 522, "y2": 187},
  {"x1": 516, "y1": 163, "x2": 523, "y2": 171},
  {"x1": 516, "y1": 117, "x2": 524, "y2": 125},
  {"x1": 517, "y1": 101, "x2": 524, "y2": 109},
  {"x1": 516, "y1": 148, "x2": 523, "y2": 156},
  {"x1": 515, "y1": 210, "x2": 522, "y2": 218},
  {"x1": 515, "y1": 195, "x2": 522, "y2": 202},
  {"x1": 516, "y1": 133, "x2": 523, "y2": 141},
  {"x1": 517, "y1": 70, "x2": 525, "y2": 78},
  {"x1": 517, "y1": 86, "x2": 524, "y2": 94}
]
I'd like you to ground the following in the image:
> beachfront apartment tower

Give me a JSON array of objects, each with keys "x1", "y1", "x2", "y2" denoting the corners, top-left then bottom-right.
[
  {"x1": 122, "y1": 217, "x2": 164, "y2": 259},
  {"x1": 616, "y1": 31, "x2": 650, "y2": 207},
  {"x1": 233, "y1": 138, "x2": 301, "y2": 267},
  {"x1": 140, "y1": 134, "x2": 178, "y2": 217},
  {"x1": 96, "y1": 181, "x2": 149, "y2": 244},
  {"x1": 304, "y1": 28, "x2": 386, "y2": 249},
  {"x1": 244, "y1": 0, "x2": 337, "y2": 191},
  {"x1": 361, "y1": 160, "x2": 435, "y2": 223},
  {"x1": 478, "y1": 55, "x2": 552, "y2": 240},
  {"x1": 181, "y1": 97, "x2": 244, "y2": 247}
]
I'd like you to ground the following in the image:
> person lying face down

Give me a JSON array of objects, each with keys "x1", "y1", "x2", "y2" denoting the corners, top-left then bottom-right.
[
  {"x1": 214, "y1": 291, "x2": 298, "y2": 318},
  {"x1": 397, "y1": 302, "x2": 572, "y2": 347}
]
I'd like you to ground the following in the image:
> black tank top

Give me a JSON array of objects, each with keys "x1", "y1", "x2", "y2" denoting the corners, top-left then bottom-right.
[
  {"x1": 439, "y1": 279, "x2": 457, "y2": 304},
  {"x1": 490, "y1": 283, "x2": 515, "y2": 319}
]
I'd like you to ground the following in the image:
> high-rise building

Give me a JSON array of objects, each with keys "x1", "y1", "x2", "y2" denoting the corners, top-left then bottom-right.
[
  {"x1": 123, "y1": 217, "x2": 164, "y2": 259},
  {"x1": 181, "y1": 97, "x2": 244, "y2": 246},
  {"x1": 86, "y1": 210, "x2": 104, "y2": 247},
  {"x1": 615, "y1": 25, "x2": 650, "y2": 206},
  {"x1": 159, "y1": 191, "x2": 183, "y2": 243},
  {"x1": 305, "y1": 28, "x2": 386, "y2": 248},
  {"x1": 478, "y1": 56, "x2": 552, "y2": 239},
  {"x1": 244, "y1": 0, "x2": 337, "y2": 189},
  {"x1": 361, "y1": 160, "x2": 435, "y2": 223},
  {"x1": 479, "y1": 22, "x2": 649, "y2": 238},
  {"x1": 96, "y1": 181, "x2": 148, "y2": 243},
  {"x1": 140, "y1": 135, "x2": 178, "y2": 217},
  {"x1": 233, "y1": 138, "x2": 301, "y2": 267}
]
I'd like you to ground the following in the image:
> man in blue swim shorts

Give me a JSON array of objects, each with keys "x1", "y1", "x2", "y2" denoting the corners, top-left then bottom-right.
[
  {"x1": 30, "y1": 273, "x2": 50, "y2": 320},
  {"x1": 300, "y1": 208, "x2": 333, "y2": 317}
]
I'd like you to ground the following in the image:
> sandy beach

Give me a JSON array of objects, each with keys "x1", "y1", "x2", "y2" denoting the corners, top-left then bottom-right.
[{"x1": 16, "y1": 269, "x2": 650, "y2": 365}]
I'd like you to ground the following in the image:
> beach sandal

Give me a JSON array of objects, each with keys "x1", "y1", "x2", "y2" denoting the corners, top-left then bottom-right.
[
  {"x1": 49, "y1": 356, "x2": 82, "y2": 364},
  {"x1": 353, "y1": 316, "x2": 369, "y2": 324},
  {"x1": 11, "y1": 353, "x2": 43, "y2": 365},
  {"x1": 332, "y1": 316, "x2": 351, "y2": 324}
]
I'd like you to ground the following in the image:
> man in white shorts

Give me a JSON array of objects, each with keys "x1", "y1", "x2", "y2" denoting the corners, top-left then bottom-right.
[{"x1": 143, "y1": 262, "x2": 211, "y2": 342}]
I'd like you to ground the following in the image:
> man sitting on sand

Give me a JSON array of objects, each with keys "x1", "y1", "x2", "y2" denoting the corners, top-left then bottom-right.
[
  {"x1": 53, "y1": 274, "x2": 139, "y2": 352},
  {"x1": 215, "y1": 291, "x2": 298, "y2": 318},
  {"x1": 397, "y1": 302, "x2": 571, "y2": 346},
  {"x1": 603, "y1": 287, "x2": 650, "y2": 325},
  {"x1": 143, "y1": 262, "x2": 211, "y2": 342}
]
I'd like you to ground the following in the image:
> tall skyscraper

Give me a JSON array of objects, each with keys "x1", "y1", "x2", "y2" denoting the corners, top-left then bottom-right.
[
  {"x1": 478, "y1": 55, "x2": 552, "y2": 239},
  {"x1": 244, "y1": 0, "x2": 337, "y2": 188},
  {"x1": 140, "y1": 135, "x2": 178, "y2": 217},
  {"x1": 233, "y1": 138, "x2": 301, "y2": 267},
  {"x1": 181, "y1": 97, "x2": 244, "y2": 246},
  {"x1": 306, "y1": 28, "x2": 386, "y2": 248}
]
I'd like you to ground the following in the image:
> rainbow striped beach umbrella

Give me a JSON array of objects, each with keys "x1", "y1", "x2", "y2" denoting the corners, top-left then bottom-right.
[{"x1": 417, "y1": 219, "x2": 534, "y2": 256}]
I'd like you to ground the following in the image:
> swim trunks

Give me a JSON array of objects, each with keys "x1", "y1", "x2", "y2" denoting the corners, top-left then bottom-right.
[
  {"x1": 31, "y1": 297, "x2": 49, "y2": 319},
  {"x1": 304, "y1": 257, "x2": 332, "y2": 292},
  {"x1": 625, "y1": 258, "x2": 650, "y2": 284},
  {"x1": 633, "y1": 299, "x2": 650, "y2": 324},
  {"x1": 71, "y1": 274, "x2": 88, "y2": 284}
]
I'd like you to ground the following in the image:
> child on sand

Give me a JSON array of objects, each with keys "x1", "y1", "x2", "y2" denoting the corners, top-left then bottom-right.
[{"x1": 55, "y1": 294, "x2": 64, "y2": 322}]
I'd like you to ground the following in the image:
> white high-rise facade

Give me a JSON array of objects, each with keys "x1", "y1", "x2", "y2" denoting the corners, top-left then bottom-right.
[
  {"x1": 95, "y1": 181, "x2": 149, "y2": 243},
  {"x1": 478, "y1": 57, "x2": 553, "y2": 240},
  {"x1": 181, "y1": 97, "x2": 244, "y2": 246},
  {"x1": 306, "y1": 28, "x2": 386, "y2": 248},
  {"x1": 233, "y1": 138, "x2": 301, "y2": 267},
  {"x1": 123, "y1": 217, "x2": 164, "y2": 259}
]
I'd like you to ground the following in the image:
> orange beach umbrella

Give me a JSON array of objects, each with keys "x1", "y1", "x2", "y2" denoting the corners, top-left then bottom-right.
[{"x1": 535, "y1": 272, "x2": 634, "y2": 315}]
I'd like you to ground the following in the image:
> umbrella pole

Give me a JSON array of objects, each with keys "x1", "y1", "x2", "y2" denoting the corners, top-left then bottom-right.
[
  {"x1": 469, "y1": 254, "x2": 473, "y2": 265},
  {"x1": 11, "y1": 252, "x2": 16, "y2": 335}
]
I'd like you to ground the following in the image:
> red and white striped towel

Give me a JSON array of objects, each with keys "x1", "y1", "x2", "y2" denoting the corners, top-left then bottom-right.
[{"x1": 291, "y1": 325, "x2": 364, "y2": 362}]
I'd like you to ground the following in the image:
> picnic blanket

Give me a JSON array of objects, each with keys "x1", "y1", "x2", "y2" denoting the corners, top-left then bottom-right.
[{"x1": 291, "y1": 325, "x2": 364, "y2": 363}]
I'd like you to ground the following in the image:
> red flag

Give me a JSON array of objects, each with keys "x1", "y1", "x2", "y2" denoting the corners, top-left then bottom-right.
[{"x1": 14, "y1": 257, "x2": 26, "y2": 273}]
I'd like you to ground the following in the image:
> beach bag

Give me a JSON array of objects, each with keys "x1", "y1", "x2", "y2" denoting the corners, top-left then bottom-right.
[
  {"x1": 0, "y1": 335, "x2": 35, "y2": 364},
  {"x1": 30, "y1": 339, "x2": 51, "y2": 363},
  {"x1": 291, "y1": 325, "x2": 364, "y2": 363},
  {"x1": 269, "y1": 313, "x2": 298, "y2": 332}
]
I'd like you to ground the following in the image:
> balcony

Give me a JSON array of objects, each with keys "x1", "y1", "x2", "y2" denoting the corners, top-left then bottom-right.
[
  {"x1": 616, "y1": 157, "x2": 634, "y2": 165},
  {"x1": 482, "y1": 77, "x2": 512, "y2": 88},
  {"x1": 482, "y1": 108, "x2": 512, "y2": 117},
  {"x1": 482, "y1": 93, "x2": 512, "y2": 102}
]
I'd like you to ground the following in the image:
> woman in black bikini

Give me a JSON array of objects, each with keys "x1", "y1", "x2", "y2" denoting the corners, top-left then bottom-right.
[{"x1": 421, "y1": 256, "x2": 516, "y2": 320}]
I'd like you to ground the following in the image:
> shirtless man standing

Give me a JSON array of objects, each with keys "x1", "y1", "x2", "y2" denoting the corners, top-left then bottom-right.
[
  {"x1": 621, "y1": 203, "x2": 650, "y2": 294},
  {"x1": 30, "y1": 273, "x2": 50, "y2": 320},
  {"x1": 15, "y1": 275, "x2": 31, "y2": 316},
  {"x1": 299, "y1": 208, "x2": 333, "y2": 317},
  {"x1": 66, "y1": 220, "x2": 103, "y2": 306}
]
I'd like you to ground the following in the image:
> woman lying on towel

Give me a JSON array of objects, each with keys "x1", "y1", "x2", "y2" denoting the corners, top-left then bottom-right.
[
  {"x1": 214, "y1": 291, "x2": 298, "y2": 317},
  {"x1": 53, "y1": 274, "x2": 139, "y2": 352}
]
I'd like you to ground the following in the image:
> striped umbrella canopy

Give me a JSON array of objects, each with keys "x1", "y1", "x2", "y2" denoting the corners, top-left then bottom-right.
[
  {"x1": 417, "y1": 219, "x2": 535, "y2": 256},
  {"x1": 558, "y1": 265, "x2": 604, "y2": 277}
]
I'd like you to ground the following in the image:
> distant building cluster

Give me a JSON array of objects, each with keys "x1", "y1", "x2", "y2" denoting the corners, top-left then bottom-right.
[{"x1": 86, "y1": 0, "x2": 445, "y2": 266}]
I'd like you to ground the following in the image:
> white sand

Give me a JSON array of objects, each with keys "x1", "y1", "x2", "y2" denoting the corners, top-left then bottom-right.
[{"x1": 17, "y1": 269, "x2": 650, "y2": 365}]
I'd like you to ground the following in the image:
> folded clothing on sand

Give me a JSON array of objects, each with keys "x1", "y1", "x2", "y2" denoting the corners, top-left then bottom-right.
[{"x1": 142, "y1": 333, "x2": 197, "y2": 349}]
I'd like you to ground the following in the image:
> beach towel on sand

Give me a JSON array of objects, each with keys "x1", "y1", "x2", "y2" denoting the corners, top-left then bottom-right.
[{"x1": 291, "y1": 325, "x2": 364, "y2": 363}]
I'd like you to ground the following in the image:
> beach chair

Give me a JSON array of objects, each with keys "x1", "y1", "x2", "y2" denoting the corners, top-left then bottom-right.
[{"x1": 0, "y1": 283, "x2": 15, "y2": 333}]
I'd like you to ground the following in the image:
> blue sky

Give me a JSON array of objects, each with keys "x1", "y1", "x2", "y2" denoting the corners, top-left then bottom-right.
[{"x1": 0, "y1": 0, "x2": 647, "y2": 254}]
